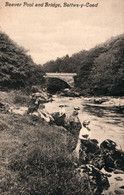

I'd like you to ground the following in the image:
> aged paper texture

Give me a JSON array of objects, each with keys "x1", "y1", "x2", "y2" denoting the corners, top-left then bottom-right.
[{"x1": 0, "y1": 0, "x2": 124, "y2": 194}]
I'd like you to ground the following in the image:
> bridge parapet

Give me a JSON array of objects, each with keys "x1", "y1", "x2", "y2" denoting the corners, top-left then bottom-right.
[{"x1": 45, "y1": 73, "x2": 77, "y2": 77}]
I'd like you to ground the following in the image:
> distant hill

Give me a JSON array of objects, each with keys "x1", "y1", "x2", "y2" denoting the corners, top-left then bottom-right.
[
  {"x1": 42, "y1": 34, "x2": 124, "y2": 96},
  {"x1": 0, "y1": 31, "x2": 45, "y2": 90}
]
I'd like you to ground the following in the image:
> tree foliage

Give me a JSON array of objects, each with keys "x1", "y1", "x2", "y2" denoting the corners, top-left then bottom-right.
[
  {"x1": 0, "y1": 31, "x2": 45, "y2": 89},
  {"x1": 76, "y1": 34, "x2": 124, "y2": 96},
  {"x1": 42, "y1": 34, "x2": 124, "y2": 96}
]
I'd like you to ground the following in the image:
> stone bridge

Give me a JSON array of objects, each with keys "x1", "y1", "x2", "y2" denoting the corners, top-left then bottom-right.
[{"x1": 44, "y1": 73, "x2": 77, "y2": 88}]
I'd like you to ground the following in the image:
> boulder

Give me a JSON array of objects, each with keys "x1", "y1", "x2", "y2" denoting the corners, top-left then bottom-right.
[
  {"x1": 88, "y1": 165, "x2": 110, "y2": 194},
  {"x1": 58, "y1": 89, "x2": 80, "y2": 97},
  {"x1": 100, "y1": 139, "x2": 124, "y2": 171},
  {"x1": 78, "y1": 139, "x2": 101, "y2": 166},
  {"x1": 114, "y1": 176, "x2": 123, "y2": 181},
  {"x1": 90, "y1": 154, "x2": 105, "y2": 170},
  {"x1": 100, "y1": 139, "x2": 117, "y2": 150},
  {"x1": 114, "y1": 170, "x2": 124, "y2": 174},
  {"x1": 114, "y1": 189, "x2": 124, "y2": 194},
  {"x1": 76, "y1": 164, "x2": 110, "y2": 194},
  {"x1": 28, "y1": 90, "x2": 52, "y2": 114},
  {"x1": 0, "y1": 102, "x2": 10, "y2": 113},
  {"x1": 120, "y1": 186, "x2": 124, "y2": 189},
  {"x1": 0, "y1": 102, "x2": 4, "y2": 108}
]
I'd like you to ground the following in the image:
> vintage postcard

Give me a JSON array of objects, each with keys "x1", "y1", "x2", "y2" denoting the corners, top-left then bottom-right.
[{"x1": 0, "y1": 0, "x2": 124, "y2": 194}]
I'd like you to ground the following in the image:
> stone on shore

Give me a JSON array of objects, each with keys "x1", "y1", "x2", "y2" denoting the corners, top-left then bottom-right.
[
  {"x1": 114, "y1": 176, "x2": 123, "y2": 181},
  {"x1": 75, "y1": 164, "x2": 110, "y2": 194},
  {"x1": 114, "y1": 170, "x2": 124, "y2": 174},
  {"x1": 100, "y1": 139, "x2": 124, "y2": 171},
  {"x1": 114, "y1": 189, "x2": 124, "y2": 194},
  {"x1": 58, "y1": 88, "x2": 80, "y2": 97}
]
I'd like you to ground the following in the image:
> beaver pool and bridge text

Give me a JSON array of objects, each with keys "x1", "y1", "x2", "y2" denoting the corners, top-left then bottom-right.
[{"x1": 5, "y1": 2, "x2": 99, "y2": 8}]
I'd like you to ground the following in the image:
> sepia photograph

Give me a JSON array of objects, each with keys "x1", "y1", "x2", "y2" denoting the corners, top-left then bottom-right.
[{"x1": 0, "y1": 0, "x2": 124, "y2": 194}]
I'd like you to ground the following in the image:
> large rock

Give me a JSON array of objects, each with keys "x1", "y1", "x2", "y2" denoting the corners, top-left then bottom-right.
[
  {"x1": 114, "y1": 176, "x2": 123, "y2": 181},
  {"x1": 114, "y1": 170, "x2": 124, "y2": 174},
  {"x1": 78, "y1": 139, "x2": 102, "y2": 167},
  {"x1": 100, "y1": 139, "x2": 117, "y2": 150},
  {"x1": 114, "y1": 189, "x2": 124, "y2": 194},
  {"x1": 78, "y1": 139, "x2": 124, "y2": 171},
  {"x1": 90, "y1": 154, "x2": 105, "y2": 170},
  {"x1": 58, "y1": 88, "x2": 80, "y2": 97},
  {"x1": 100, "y1": 139, "x2": 124, "y2": 171},
  {"x1": 0, "y1": 102, "x2": 10, "y2": 113},
  {"x1": 76, "y1": 164, "x2": 110, "y2": 194},
  {"x1": 28, "y1": 90, "x2": 52, "y2": 114}
]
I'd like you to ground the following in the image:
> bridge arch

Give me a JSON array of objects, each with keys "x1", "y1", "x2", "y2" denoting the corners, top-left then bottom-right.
[
  {"x1": 44, "y1": 73, "x2": 77, "y2": 88},
  {"x1": 45, "y1": 77, "x2": 71, "y2": 93}
]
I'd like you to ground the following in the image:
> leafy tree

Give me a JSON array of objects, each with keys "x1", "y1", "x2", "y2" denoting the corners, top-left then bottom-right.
[{"x1": 0, "y1": 31, "x2": 45, "y2": 89}]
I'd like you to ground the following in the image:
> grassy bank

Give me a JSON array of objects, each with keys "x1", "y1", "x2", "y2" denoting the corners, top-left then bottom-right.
[{"x1": 0, "y1": 90, "x2": 90, "y2": 195}]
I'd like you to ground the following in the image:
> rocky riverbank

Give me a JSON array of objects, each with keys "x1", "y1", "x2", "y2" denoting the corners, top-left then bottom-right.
[{"x1": 0, "y1": 90, "x2": 124, "y2": 194}]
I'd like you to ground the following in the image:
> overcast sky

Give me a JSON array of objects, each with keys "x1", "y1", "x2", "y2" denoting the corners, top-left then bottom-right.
[{"x1": 0, "y1": 0, "x2": 124, "y2": 64}]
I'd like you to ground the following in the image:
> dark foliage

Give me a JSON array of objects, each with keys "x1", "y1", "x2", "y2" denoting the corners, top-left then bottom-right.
[
  {"x1": 76, "y1": 35, "x2": 124, "y2": 96},
  {"x1": 42, "y1": 34, "x2": 124, "y2": 96},
  {"x1": 0, "y1": 31, "x2": 45, "y2": 90}
]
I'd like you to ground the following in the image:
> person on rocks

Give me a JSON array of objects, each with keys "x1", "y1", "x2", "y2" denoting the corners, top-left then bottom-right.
[
  {"x1": 64, "y1": 107, "x2": 82, "y2": 136},
  {"x1": 76, "y1": 120, "x2": 100, "y2": 164},
  {"x1": 29, "y1": 103, "x2": 54, "y2": 124},
  {"x1": 75, "y1": 120, "x2": 91, "y2": 161},
  {"x1": 38, "y1": 104, "x2": 54, "y2": 123},
  {"x1": 51, "y1": 105, "x2": 66, "y2": 126},
  {"x1": 59, "y1": 105, "x2": 66, "y2": 117},
  {"x1": 27, "y1": 92, "x2": 47, "y2": 114}
]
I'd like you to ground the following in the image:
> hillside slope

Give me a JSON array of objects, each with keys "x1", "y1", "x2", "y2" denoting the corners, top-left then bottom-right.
[
  {"x1": 0, "y1": 91, "x2": 90, "y2": 195},
  {"x1": 0, "y1": 31, "x2": 45, "y2": 90},
  {"x1": 75, "y1": 34, "x2": 124, "y2": 96},
  {"x1": 42, "y1": 34, "x2": 124, "y2": 96}
]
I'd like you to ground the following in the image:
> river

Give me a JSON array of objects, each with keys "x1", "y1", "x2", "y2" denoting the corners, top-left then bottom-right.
[
  {"x1": 45, "y1": 96, "x2": 124, "y2": 150},
  {"x1": 45, "y1": 95, "x2": 124, "y2": 195}
]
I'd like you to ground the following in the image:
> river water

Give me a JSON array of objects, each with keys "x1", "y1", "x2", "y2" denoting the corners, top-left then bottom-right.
[
  {"x1": 45, "y1": 96, "x2": 124, "y2": 150},
  {"x1": 45, "y1": 96, "x2": 124, "y2": 195}
]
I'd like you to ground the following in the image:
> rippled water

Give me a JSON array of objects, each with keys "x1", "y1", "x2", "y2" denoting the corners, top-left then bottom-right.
[{"x1": 45, "y1": 96, "x2": 124, "y2": 150}]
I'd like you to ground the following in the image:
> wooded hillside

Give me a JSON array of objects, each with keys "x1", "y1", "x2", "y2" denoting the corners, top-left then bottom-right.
[
  {"x1": 0, "y1": 31, "x2": 45, "y2": 89},
  {"x1": 43, "y1": 34, "x2": 124, "y2": 96}
]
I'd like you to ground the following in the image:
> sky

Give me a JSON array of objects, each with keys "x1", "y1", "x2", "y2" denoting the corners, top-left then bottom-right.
[{"x1": 0, "y1": 0, "x2": 124, "y2": 64}]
